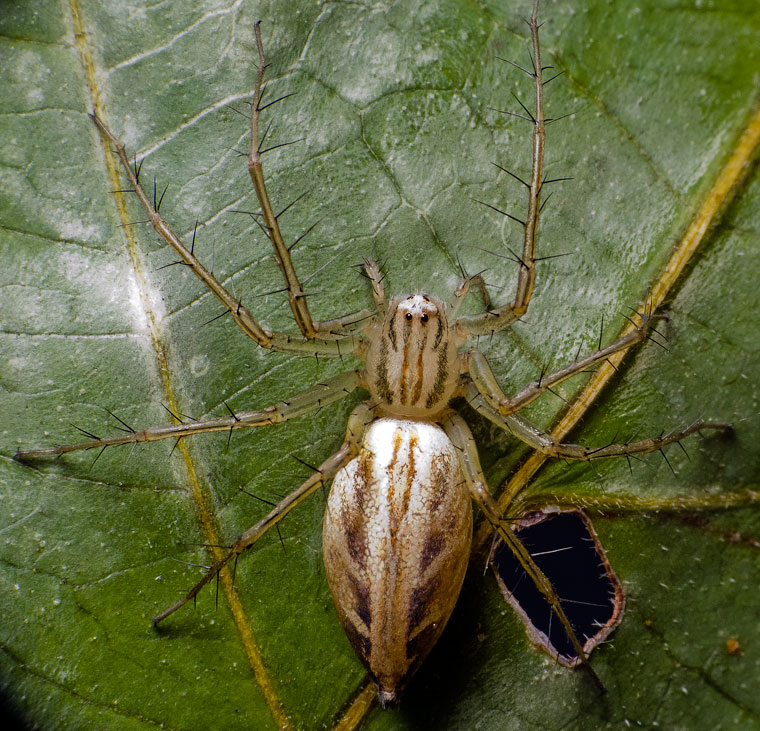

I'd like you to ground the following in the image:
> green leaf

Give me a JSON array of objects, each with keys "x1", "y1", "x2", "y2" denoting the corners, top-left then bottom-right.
[{"x1": 2, "y1": 0, "x2": 759, "y2": 729}]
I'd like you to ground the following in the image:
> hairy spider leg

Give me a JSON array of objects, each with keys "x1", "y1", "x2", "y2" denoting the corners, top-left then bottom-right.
[
  {"x1": 455, "y1": 0, "x2": 545, "y2": 337},
  {"x1": 442, "y1": 411, "x2": 605, "y2": 692},
  {"x1": 463, "y1": 383, "x2": 729, "y2": 460},
  {"x1": 465, "y1": 308, "x2": 662, "y2": 417},
  {"x1": 152, "y1": 402, "x2": 376, "y2": 625},
  {"x1": 15, "y1": 371, "x2": 363, "y2": 459},
  {"x1": 89, "y1": 24, "x2": 385, "y2": 357}
]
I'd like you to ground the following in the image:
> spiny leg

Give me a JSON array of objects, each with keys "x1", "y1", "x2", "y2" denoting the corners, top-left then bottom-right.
[
  {"x1": 455, "y1": 0, "x2": 545, "y2": 337},
  {"x1": 467, "y1": 307, "x2": 658, "y2": 416},
  {"x1": 358, "y1": 257, "x2": 388, "y2": 320},
  {"x1": 14, "y1": 370, "x2": 363, "y2": 459},
  {"x1": 464, "y1": 382, "x2": 730, "y2": 461},
  {"x1": 152, "y1": 401, "x2": 375, "y2": 625},
  {"x1": 92, "y1": 22, "x2": 377, "y2": 355},
  {"x1": 248, "y1": 22, "x2": 376, "y2": 341},
  {"x1": 442, "y1": 411, "x2": 606, "y2": 692},
  {"x1": 92, "y1": 115, "x2": 365, "y2": 356},
  {"x1": 448, "y1": 264, "x2": 492, "y2": 320}
]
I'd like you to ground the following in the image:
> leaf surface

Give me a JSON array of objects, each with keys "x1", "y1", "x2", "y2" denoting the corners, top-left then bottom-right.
[{"x1": 1, "y1": 1, "x2": 759, "y2": 729}]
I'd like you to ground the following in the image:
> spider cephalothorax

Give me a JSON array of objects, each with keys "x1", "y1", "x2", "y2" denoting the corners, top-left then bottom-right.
[{"x1": 365, "y1": 294, "x2": 461, "y2": 419}]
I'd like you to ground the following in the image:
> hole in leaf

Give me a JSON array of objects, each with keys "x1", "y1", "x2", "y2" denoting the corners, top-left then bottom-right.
[{"x1": 491, "y1": 508, "x2": 624, "y2": 666}]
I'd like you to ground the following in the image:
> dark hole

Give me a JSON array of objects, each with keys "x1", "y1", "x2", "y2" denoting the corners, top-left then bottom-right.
[{"x1": 492, "y1": 511, "x2": 618, "y2": 662}]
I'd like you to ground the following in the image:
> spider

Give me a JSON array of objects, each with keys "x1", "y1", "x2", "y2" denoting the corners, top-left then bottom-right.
[
  {"x1": 10, "y1": 0, "x2": 748, "y2": 720},
  {"x1": 14, "y1": 0, "x2": 733, "y2": 709}
]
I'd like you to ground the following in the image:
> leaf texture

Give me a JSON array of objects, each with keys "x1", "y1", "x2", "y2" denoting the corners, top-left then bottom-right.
[{"x1": 1, "y1": 1, "x2": 759, "y2": 729}]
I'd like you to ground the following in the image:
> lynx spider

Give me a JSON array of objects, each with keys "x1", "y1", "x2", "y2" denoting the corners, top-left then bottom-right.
[{"x1": 16, "y1": 0, "x2": 729, "y2": 705}]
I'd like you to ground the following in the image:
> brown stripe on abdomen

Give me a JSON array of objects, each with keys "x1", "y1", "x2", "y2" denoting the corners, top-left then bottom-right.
[{"x1": 419, "y1": 531, "x2": 447, "y2": 573}]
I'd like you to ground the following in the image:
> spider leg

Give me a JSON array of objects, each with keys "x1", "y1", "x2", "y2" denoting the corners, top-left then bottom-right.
[
  {"x1": 455, "y1": 1, "x2": 544, "y2": 337},
  {"x1": 248, "y1": 23, "x2": 375, "y2": 342},
  {"x1": 448, "y1": 269, "x2": 492, "y2": 319},
  {"x1": 464, "y1": 382, "x2": 730, "y2": 460},
  {"x1": 442, "y1": 411, "x2": 606, "y2": 693},
  {"x1": 361, "y1": 257, "x2": 387, "y2": 318},
  {"x1": 466, "y1": 308, "x2": 656, "y2": 416},
  {"x1": 14, "y1": 370, "x2": 364, "y2": 459},
  {"x1": 152, "y1": 400, "x2": 375, "y2": 626},
  {"x1": 92, "y1": 115, "x2": 369, "y2": 356}
]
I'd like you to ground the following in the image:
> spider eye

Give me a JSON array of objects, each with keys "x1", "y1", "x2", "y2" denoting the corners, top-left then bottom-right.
[
  {"x1": 405, "y1": 312, "x2": 413, "y2": 321},
  {"x1": 421, "y1": 313, "x2": 429, "y2": 323}
]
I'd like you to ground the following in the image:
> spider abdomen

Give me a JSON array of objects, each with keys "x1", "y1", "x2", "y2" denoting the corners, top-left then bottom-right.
[{"x1": 323, "y1": 418, "x2": 472, "y2": 706}]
